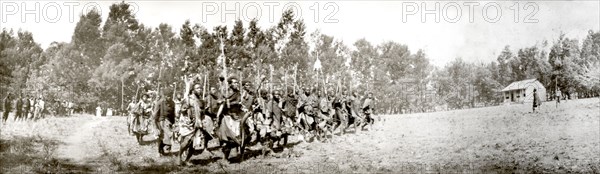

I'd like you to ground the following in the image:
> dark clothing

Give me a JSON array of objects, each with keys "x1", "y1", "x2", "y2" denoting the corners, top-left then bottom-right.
[
  {"x1": 15, "y1": 98, "x2": 23, "y2": 118},
  {"x1": 3, "y1": 98, "x2": 10, "y2": 112},
  {"x1": 533, "y1": 92, "x2": 541, "y2": 107},
  {"x1": 284, "y1": 96, "x2": 298, "y2": 119},
  {"x1": 153, "y1": 97, "x2": 176, "y2": 124},
  {"x1": 22, "y1": 98, "x2": 30, "y2": 119},
  {"x1": 269, "y1": 99, "x2": 285, "y2": 130},
  {"x1": 207, "y1": 93, "x2": 222, "y2": 117},
  {"x1": 223, "y1": 89, "x2": 243, "y2": 120},
  {"x1": 3, "y1": 97, "x2": 12, "y2": 121}
]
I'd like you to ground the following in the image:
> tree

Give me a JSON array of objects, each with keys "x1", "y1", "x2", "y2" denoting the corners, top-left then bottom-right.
[
  {"x1": 350, "y1": 38, "x2": 379, "y2": 91},
  {"x1": 72, "y1": 8, "x2": 104, "y2": 65},
  {"x1": 1, "y1": 30, "x2": 43, "y2": 96},
  {"x1": 549, "y1": 34, "x2": 582, "y2": 98},
  {"x1": 496, "y1": 46, "x2": 514, "y2": 86}
]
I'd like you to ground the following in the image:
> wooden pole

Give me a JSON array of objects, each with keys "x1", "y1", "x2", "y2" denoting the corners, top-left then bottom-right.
[
  {"x1": 220, "y1": 37, "x2": 229, "y2": 107},
  {"x1": 269, "y1": 64, "x2": 274, "y2": 95},
  {"x1": 294, "y1": 64, "x2": 298, "y2": 94},
  {"x1": 284, "y1": 68, "x2": 288, "y2": 97},
  {"x1": 202, "y1": 73, "x2": 207, "y2": 100},
  {"x1": 157, "y1": 61, "x2": 163, "y2": 95},
  {"x1": 135, "y1": 83, "x2": 140, "y2": 100}
]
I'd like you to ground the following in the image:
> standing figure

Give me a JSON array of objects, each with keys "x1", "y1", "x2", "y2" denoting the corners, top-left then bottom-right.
[
  {"x1": 14, "y1": 94, "x2": 23, "y2": 121},
  {"x1": 126, "y1": 97, "x2": 138, "y2": 135},
  {"x1": 555, "y1": 89, "x2": 562, "y2": 108},
  {"x1": 533, "y1": 89, "x2": 541, "y2": 113},
  {"x1": 153, "y1": 91, "x2": 176, "y2": 156},
  {"x1": 29, "y1": 97, "x2": 35, "y2": 119},
  {"x1": 96, "y1": 106, "x2": 102, "y2": 117},
  {"x1": 107, "y1": 108, "x2": 113, "y2": 117},
  {"x1": 34, "y1": 96, "x2": 45, "y2": 120},
  {"x1": 135, "y1": 94, "x2": 153, "y2": 134},
  {"x1": 2, "y1": 93, "x2": 11, "y2": 123},
  {"x1": 22, "y1": 96, "x2": 30, "y2": 121}
]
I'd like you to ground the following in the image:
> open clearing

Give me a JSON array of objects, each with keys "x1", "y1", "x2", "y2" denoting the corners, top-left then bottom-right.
[{"x1": 1, "y1": 98, "x2": 599, "y2": 173}]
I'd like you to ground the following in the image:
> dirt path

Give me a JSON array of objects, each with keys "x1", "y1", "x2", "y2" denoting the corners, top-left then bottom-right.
[{"x1": 55, "y1": 116, "x2": 108, "y2": 164}]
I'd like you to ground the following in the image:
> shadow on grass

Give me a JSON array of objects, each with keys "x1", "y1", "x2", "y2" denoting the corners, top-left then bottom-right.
[{"x1": 0, "y1": 136, "x2": 95, "y2": 173}]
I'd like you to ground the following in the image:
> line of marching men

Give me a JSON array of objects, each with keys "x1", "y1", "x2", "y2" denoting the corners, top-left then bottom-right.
[{"x1": 125, "y1": 74, "x2": 376, "y2": 164}]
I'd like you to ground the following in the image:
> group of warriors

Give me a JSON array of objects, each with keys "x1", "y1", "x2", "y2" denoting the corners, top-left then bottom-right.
[
  {"x1": 126, "y1": 74, "x2": 378, "y2": 165},
  {"x1": 1, "y1": 93, "x2": 73, "y2": 123}
]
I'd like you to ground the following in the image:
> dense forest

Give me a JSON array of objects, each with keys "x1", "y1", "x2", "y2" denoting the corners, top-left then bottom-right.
[{"x1": 1, "y1": 2, "x2": 599, "y2": 114}]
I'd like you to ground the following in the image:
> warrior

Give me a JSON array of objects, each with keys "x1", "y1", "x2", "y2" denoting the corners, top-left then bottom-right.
[
  {"x1": 153, "y1": 91, "x2": 177, "y2": 155},
  {"x1": 241, "y1": 80, "x2": 259, "y2": 143},
  {"x1": 347, "y1": 91, "x2": 363, "y2": 132},
  {"x1": 297, "y1": 86, "x2": 316, "y2": 138},
  {"x1": 332, "y1": 90, "x2": 349, "y2": 135},
  {"x1": 241, "y1": 80, "x2": 256, "y2": 113},
  {"x1": 253, "y1": 89, "x2": 270, "y2": 144},
  {"x1": 270, "y1": 90, "x2": 287, "y2": 139},
  {"x1": 316, "y1": 90, "x2": 333, "y2": 141},
  {"x1": 187, "y1": 82, "x2": 214, "y2": 150},
  {"x1": 126, "y1": 97, "x2": 138, "y2": 135},
  {"x1": 135, "y1": 94, "x2": 153, "y2": 134},
  {"x1": 215, "y1": 76, "x2": 247, "y2": 161},
  {"x1": 178, "y1": 80, "x2": 215, "y2": 165},
  {"x1": 361, "y1": 92, "x2": 375, "y2": 130},
  {"x1": 283, "y1": 86, "x2": 299, "y2": 132}
]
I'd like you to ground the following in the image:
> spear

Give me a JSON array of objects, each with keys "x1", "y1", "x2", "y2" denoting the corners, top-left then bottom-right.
[
  {"x1": 269, "y1": 64, "x2": 274, "y2": 95},
  {"x1": 337, "y1": 74, "x2": 341, "y2": 96},
  {"x1": 220, "y1": 36, "x2": 229, "y2": 107},
  {"x1": 239, "y1": 67, "x2": 243, "y2": 89},
  {"x1": 284, "y1": 68, "x2": 288, "y2": 97},
  {"x1": 294, "y1": 64, "x2": 298, "y2": 94},
  {"x1": 157, "y1": 61, "x2": 163, "y2": 95},
  {"x1": 257, "y1": 65, "x2": 262, "y2": 99},
  {"x1": 202, "y1": 73, "x2": 207, "y2": 100},
  {"x1": 173, "y1": 81, "x2": 177, "y2": 101},
  {"x1": 135, "y1": 82, "x2": 141, "y2": 101}
]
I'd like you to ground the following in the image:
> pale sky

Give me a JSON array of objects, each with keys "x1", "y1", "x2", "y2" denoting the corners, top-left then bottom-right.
[{"x1": 1, "y1": 1, "x2": 599, "y2": 67}]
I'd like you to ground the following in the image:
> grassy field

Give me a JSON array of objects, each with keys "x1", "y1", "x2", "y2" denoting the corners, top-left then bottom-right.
[{"x1": 1, "y1": 98, "x2": 598, "y2": 173}]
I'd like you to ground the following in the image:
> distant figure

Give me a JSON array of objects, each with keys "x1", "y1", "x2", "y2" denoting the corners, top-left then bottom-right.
[
  {"x1": 2, "y1": 93, "x2": 12, "y2": 123},
  {"x1": 107, "y1": 108, "x2": 113, "y2": 117},
  {"x1": 29, "y1": 98, "x2": 36, "y2": 119},
  {"x1": 556, "y1": 89, "x2": 562, "y2": 108},
  {"x1": 34, "y1": 96, "x2": 45, "y2": 120},
  {"x1": 96, "y1": 106, "x2": 102, "y2": 117},
  {"x1": 22, "y1": 96, "x2": 30, "y2": 120},
  {"x1": 126, "y1": 97, "x2": 138, "y2": 135},
  {"x1": 14, "y1": 94, "x2": 23, "y2": 121},
  {"x1": 67, "y1": 102, "x2": 74, "y2": 116},
  {"x1": 533, "y1": 89, "x2": 541, "y2": 113}
]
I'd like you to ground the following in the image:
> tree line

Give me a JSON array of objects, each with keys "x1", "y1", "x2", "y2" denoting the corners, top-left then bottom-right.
[{"x1": 1, "y1": 2, "x2": 598, "y2": 114}]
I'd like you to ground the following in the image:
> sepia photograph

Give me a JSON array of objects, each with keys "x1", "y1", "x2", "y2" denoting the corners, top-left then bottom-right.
[{"x1": 1, "y1": 0, "x2": 599, "y2": 173}]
